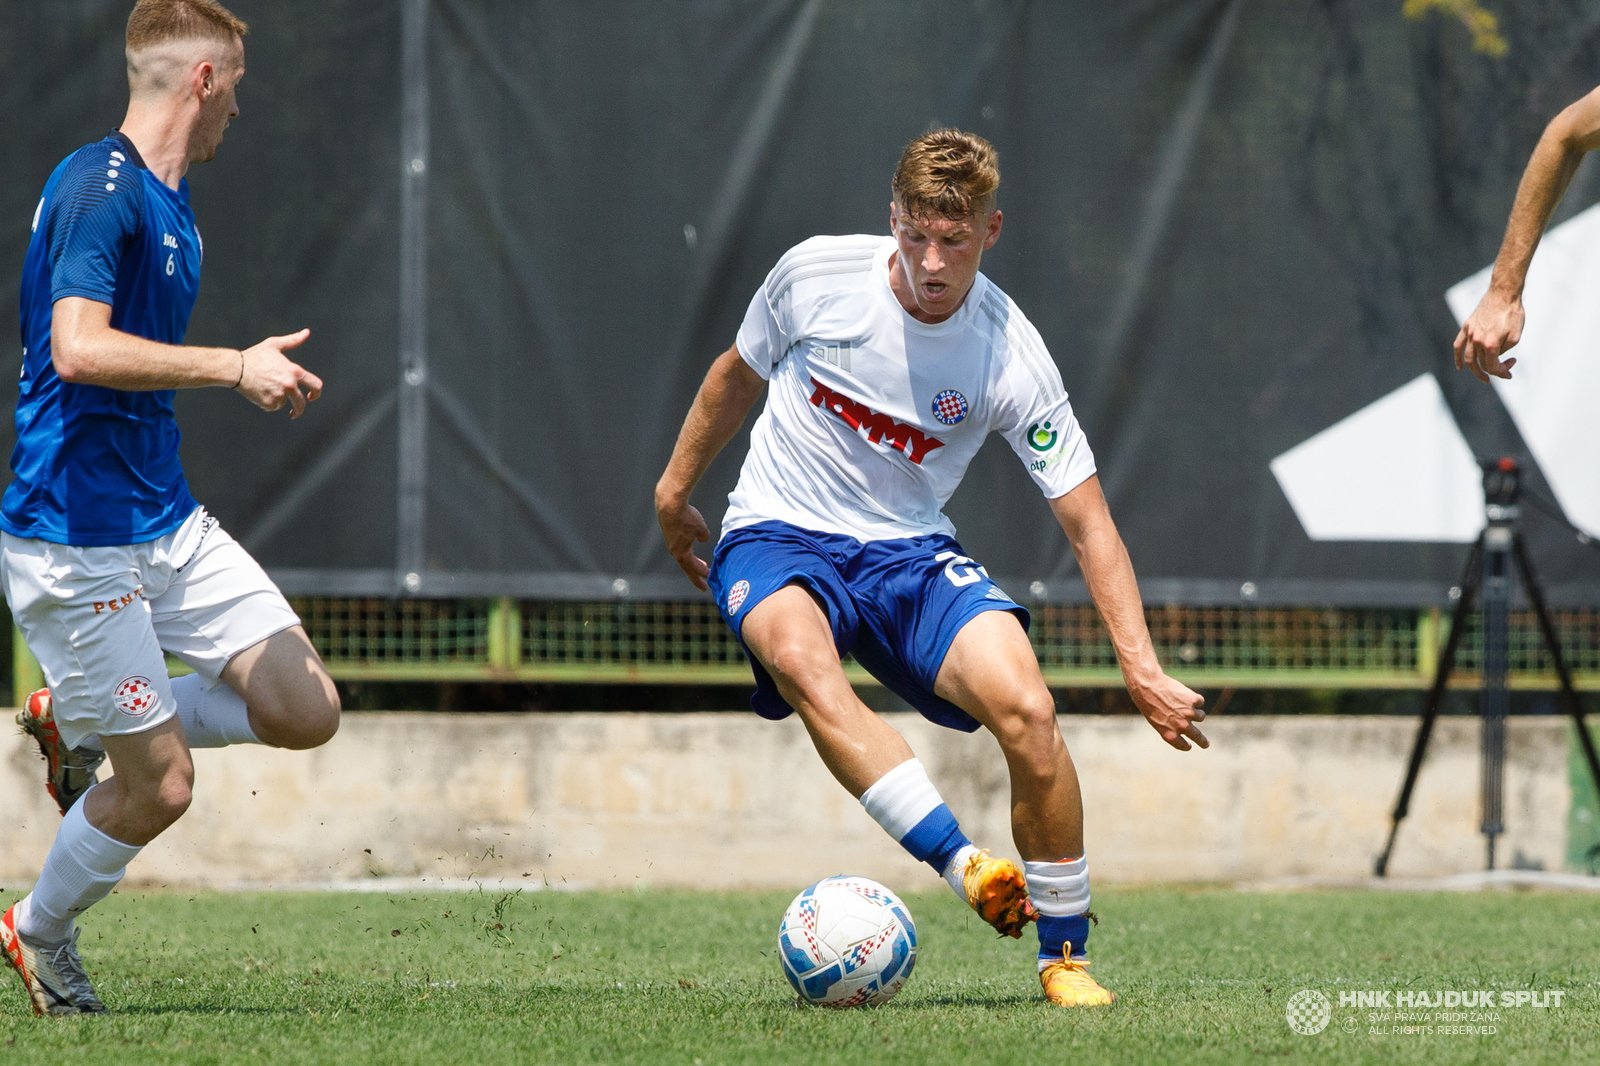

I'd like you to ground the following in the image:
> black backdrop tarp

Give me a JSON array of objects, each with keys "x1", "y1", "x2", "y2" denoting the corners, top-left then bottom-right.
[{"x1": 3, "y1": 0, "x2": 1598, "y2": 604}]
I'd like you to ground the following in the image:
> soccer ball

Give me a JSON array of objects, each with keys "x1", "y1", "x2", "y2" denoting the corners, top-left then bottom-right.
[{"x1": 777, "y1": 875, "x2": 917, "y2": 1008}]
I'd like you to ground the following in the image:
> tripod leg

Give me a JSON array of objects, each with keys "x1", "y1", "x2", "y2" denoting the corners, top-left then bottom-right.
[
  {"x1": 1513, "y1": 534, "x2": 1600, "y2": 803},
  {"x1": 1375, "y1": 538, "x2": 1483, "y2": 877}
]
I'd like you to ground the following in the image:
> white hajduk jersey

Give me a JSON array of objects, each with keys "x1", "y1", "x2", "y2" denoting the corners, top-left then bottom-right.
[{"x1": 723, "y1": 234, "x2": 1096, "y2": 542}]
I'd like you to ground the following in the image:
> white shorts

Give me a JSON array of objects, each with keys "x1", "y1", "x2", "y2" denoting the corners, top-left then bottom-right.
[{"x1": 1, "y1": 506, "x2": 302, "y2": 749}]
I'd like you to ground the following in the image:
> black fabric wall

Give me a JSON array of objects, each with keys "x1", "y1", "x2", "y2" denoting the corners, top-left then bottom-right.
[{"x1": 3, "y1": 1, "x2": 1598, "y2": 603}]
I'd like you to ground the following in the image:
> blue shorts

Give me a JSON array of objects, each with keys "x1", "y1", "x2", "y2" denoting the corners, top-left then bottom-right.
[{"x1": 708, "y1": 520, "x2": 1030, "y2": 733}]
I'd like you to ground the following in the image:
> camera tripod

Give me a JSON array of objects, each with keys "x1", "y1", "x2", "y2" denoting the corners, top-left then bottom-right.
[{"x1": 1374, "y1": 458, "x2": 1600, "y2": 876}]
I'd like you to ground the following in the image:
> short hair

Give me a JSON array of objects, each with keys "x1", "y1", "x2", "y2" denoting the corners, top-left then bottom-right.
[
  {"x1": 126, "y1": 0, "x2": 249, "y2": 53},
  {"x1": 892, "y1": 129, "x2": 1000, "y2": 221}
]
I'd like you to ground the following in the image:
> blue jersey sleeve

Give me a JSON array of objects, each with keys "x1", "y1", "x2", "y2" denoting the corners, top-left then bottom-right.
[{"x1": 46, "y1": 144, "x2": 144, "y2": 305}]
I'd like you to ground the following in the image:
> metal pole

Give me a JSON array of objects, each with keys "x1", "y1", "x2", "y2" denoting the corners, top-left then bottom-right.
[{"x1": 397, "y1": 0, "x2": 430, "y2": 596}]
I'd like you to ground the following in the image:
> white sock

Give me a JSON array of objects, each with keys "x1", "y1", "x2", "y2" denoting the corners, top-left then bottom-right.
[
  {"x1": 17, "y1": 794, "x2": 142, "y2": 941},
  {"x1": 1027, "y1": 856, "x2": 1092, "y2": 969},
  {"x1": 942, "y1": 844, "x2": 980, "y2": 898},
  {"x1": 1026, "y1": 855, "x2": 1090, "y2": 915},
  {"x1": 859, "y1": 759, "x2": 941, "y2": 838},
  {"x1": 859, "y1": 759, "x2": 974, "y2": 905},
  {"x1": 172, "y1": 674, "x2": 260, "y2": 748}
]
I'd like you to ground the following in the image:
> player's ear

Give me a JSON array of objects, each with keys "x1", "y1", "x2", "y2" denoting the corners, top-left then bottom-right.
[{"x1": 983, "y1": 209, "x2": 1003, "y2": 250}]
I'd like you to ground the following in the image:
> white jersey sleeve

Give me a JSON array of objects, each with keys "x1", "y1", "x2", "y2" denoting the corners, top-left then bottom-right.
[
  {"x1": 990, "y1": 318, "x2": 1097, "y2": 499},
  {"x1": 734, "y1": 250, "x2": 800, "y2": 379}
]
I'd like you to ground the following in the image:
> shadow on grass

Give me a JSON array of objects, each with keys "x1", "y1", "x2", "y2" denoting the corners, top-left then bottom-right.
[
  {"x1": 866, "y1": 994, "x2": 1046, "y2": 1010},
  {"x1": 106, "y1": 1005, "x2": 287, "y2": 1017}
]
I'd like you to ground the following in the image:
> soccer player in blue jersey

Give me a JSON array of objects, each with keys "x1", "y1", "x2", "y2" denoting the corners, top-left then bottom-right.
[
  {"x1": 0, "y1": 0, "x2": 340, "y2": 1016},
  {"x1": 656, "y1": 130, "x2": 1208, "y2": 1007}
]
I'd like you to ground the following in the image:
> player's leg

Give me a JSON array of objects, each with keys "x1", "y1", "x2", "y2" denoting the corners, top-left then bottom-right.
[
  {"x1": 934, "y1": 610, "x2": 1112, "y2": 1006},
  {"x1": 740, "y1": 585, "x2": 1003, "y2": 927},
  {"x1": 3, "y1": 721, "x2": 192, "y2": 1016},
  {"x1": 149, "y1": 514, "x2": 339, "y2": 751},
  {"x1": 936, "y1": 611, "x2": 1080, "y2": 858},
  {"x1": 741, "y1": 584, "x2": 910, "y2": 795},
  {"x1": 0, "y1": 533, "x2": 194, "y2": 1014}
]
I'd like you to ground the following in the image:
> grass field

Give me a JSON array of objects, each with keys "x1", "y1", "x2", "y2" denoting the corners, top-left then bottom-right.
[{"x1": 0, "y1": 884, "x2": 1592, "y2": 1065}]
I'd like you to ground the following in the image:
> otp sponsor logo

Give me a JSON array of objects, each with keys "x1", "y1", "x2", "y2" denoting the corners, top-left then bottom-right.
[
  {"x1": 113, "y1": 675, "x2": 158, "y2": 717},
  {"x1": 727, "y1": 579, "x2": 751, "y2": 614},
  {"x1": 808, "y1": 378, "x2": 945, "y2": 465},
  {"x1": 93, "y1": 587, "x2": 145, "y2": 615}
]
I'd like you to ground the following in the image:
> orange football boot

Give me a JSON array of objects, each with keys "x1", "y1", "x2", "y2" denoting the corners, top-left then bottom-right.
[{"x1": 959, "y1": 849, "x2": 1039, "y2": 938}]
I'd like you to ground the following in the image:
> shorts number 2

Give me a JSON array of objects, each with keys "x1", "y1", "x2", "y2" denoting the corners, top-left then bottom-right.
[{"x1": 935, "y1": 550, "x2": 988, "y2": 587}]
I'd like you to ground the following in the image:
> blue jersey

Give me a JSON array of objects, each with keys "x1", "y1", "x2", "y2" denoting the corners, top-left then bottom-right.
[{"x1": 4, "y1": 132, "x2": 201, "y2": 546}]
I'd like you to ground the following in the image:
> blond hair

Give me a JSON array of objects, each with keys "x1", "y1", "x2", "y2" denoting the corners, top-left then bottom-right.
[
  {"x1": 892, "y1": 129, "x2": 1000, "y2": 221},
  {"x1": 126, "y1": 0, "x2": 248, "y2": 53}
]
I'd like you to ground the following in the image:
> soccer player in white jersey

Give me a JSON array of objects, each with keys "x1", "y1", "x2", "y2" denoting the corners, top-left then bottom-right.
[
  {"x1": 0, "y1": 0, "x2": 339, "y2": 1016},
  {"x1": 655, "y1": 130, "x2": 1208, "y2": 1007}
]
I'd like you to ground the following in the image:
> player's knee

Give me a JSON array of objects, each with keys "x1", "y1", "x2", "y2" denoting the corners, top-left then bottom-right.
[
  {"x1": 764, "y1": 638, "x2": 833, "y2": 694},
  {"x1": 270, "y1": 683, "x2": 341, "y2": 750},
  {"x1": 993, "y1": 691, "x2": 1061, "y2": 772},
  {"x1": 302, "y1": 693, "x2": 341, "y2": 748},
  {"x1": 252, "y1": 672, "x2": 340, "y2": 745},
  {"x1": 143, "y1": 766, "x2": 194, "y2": 831}
]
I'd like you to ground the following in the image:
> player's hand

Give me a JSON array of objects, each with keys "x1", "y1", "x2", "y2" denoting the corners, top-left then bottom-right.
[
  {"x1": 1129, "y1": 672, "x2": 1208, "y2": 751},
  {"x1": 656, "y1": 493, "x2": 712, "y2": 591},
  {"x1": 237, "y1": 329, "x2": 323, "y2": 419},
  {"x1": 1453, "y1": 290, "x2": 1523, "y2": 383}
]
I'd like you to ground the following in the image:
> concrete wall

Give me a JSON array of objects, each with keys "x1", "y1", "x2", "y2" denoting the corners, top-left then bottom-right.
[{"x1": 0, "y1": 713, "x2": 1572, "y2": 890}]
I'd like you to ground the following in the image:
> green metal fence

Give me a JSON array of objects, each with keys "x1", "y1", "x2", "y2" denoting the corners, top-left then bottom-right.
[
  {"x1": 289, "y1": 599, "x2": 1600, "y2": 690},
  {"x1": 11, "y1": 599, "x2": 1600, "y2": 705}
]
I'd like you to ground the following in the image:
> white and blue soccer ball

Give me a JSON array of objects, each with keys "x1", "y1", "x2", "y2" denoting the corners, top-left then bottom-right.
[{"x1": 778, "y1": 875, "x2": 917, "y2": 1008}]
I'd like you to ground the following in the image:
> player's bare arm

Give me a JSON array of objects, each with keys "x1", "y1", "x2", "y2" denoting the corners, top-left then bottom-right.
[
  {"x1": 654, "y1": 345, "x2": 765, "y2": 590},
  {"x1": 1049, "y1": 476, "x2": 1208, "y2": 752},
  {"x1": 1455, "y1": 84, "x2": 1600, "y2": 383},
  {"x1": 52, "y1": 297, "x2": 321, "y2": 417}
]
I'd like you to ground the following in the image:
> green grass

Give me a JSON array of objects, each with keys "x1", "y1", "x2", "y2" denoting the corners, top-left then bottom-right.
[{"x1": 0, "y1": 885, "x2": 1593, "y2": 1064}]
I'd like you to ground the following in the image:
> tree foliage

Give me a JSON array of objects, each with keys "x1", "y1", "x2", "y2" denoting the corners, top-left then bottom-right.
[{"x1": 1404, "y1": 0, "x2": 1510, "y2": 56}]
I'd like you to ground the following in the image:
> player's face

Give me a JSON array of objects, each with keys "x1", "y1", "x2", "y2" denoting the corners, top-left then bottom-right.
[
  {"x1": 190, "y1": 39, "x2": 245, "y2": 164},
  {"x1": 888, "y1": 202, "x2": 1003, "y2": 323}
]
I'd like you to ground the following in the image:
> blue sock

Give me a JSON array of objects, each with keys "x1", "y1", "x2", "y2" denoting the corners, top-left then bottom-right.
[
  {"x1": 1037, "y1": 913, "x2": 1091, "y2": 961},
  {"x1": 897, "y1": 804, "x2": 971, "y2": 875}
]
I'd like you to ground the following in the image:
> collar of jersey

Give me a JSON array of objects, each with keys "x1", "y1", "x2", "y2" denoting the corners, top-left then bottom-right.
[
  {"x1": 109, "y1": 130, "x2": 149, "y2": 171},
  {"x1": 107, "y1": 130, "x2": 191, "y2": 203},
  {"x1": 873, "y1": 241, "x2": 986, "y2": 338}
]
